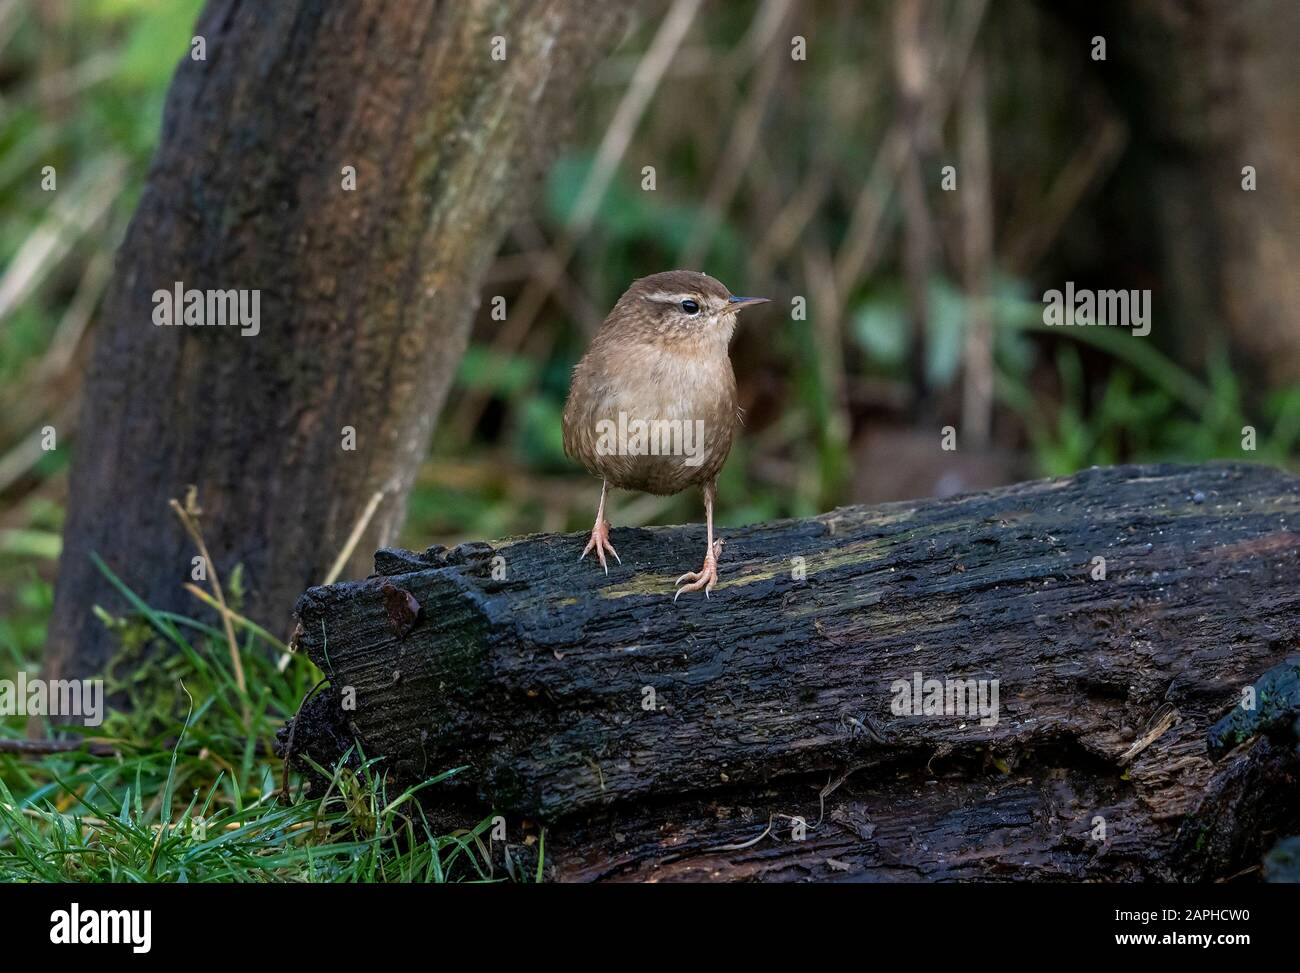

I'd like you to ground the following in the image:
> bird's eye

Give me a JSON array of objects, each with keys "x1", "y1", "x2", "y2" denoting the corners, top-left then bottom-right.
[{"x1": 680, "y1": 299, "x2": 700, "y2": 315}]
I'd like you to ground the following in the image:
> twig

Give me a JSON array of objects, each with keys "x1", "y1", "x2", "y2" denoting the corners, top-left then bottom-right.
[
  {"x1": 0, "y1": 0, "x2": 21, "y2": 53},
  {"x1": 708, "y1": 815, "x2": 774, "y2": 852},
  {"x1": 680, "y1": 0, "x2": 793, "y2": 266},
  {"x1": 802, "y1": 241, "x2": 851, "y2": 500},
  {"x1": 750, "y1": 164, "x2": 832, "y2": 276},
  {"x1": 509, "y1": 220, "x2": 604, "y2": 334},
  {"x1": 0, "y1": 53, "x2": 119, "y2": 125},
  {"x1": 959, "y1": 51, "x2": 994, "y2": 446},
  {"x1": 182, "y1": 583, "x2": 286, "y2": 651},
  {"x1": 279, "y1": 678, "x2": 330, "y2": 802},
  {"x1": 0, "y1": 225, "x2": 116, "y2": 505},
  {"x1": 446, "y1": 0, "x2": 703, "y2": 441},
  {"x1": 1118, "y1": 707, "x2": 1180, "y2": 766},
  {"x1": 169, "y1": 490, "x2": 248, "y2": 721},
  {"x1": 0, "y1": 399, "x2": 76, "y2": 495},
  {"x1": 290, "y1": 486, "x2": 390, "y2": 672},
  {"x1": 832, "y1": 0, "x2": 988, "y2": 298},
  {"x1": 322, "y1": 488, "x2": 386, "y2": 586},
  {"x1": 560, "y1": 0, "x2": 704, "y2": 241},
  {"x1": 1003, "y1": 113, "x2": 1127, "y2": 276},
  {"x1": 0, "y1": 155, "x2": 124, "y2": 328},
  {"x1": 0, "y1": 738, "x2": 118, "y2": 757}
]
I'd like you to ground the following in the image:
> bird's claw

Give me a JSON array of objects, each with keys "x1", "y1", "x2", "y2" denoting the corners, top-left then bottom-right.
[
  {"x1": 674, "y1": 539, "x2": 724, "y2": 601},
  {"x1": 579, "y1": 519, "x2": 620, "y2": 575}
]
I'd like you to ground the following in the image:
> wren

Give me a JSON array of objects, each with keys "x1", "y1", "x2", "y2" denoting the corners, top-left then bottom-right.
[{"x1": 562, "y1": 270, "x2": 768, "y2": 598}]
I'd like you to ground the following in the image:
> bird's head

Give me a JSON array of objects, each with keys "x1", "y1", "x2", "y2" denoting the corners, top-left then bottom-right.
[{"x1": 607, "y1": 270, "x2": 769, "y2": 350}]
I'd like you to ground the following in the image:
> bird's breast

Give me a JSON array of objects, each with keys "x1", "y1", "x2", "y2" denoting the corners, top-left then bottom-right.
[{"x1": 564, "y1": 342, "x2": 739, "y2": 495}]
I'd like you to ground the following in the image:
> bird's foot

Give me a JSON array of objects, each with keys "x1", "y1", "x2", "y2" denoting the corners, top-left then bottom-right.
[
  {"x1": 674, "y1": 538, "x2": 724, "y2": 601},
  {"x1": 579, "y1": 518, "x2": 621, "y2": 575}
]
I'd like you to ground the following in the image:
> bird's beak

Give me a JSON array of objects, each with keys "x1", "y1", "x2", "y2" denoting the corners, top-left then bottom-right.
[{"x1": 727, "y1": 295, "x2": 771, "y2": 311}]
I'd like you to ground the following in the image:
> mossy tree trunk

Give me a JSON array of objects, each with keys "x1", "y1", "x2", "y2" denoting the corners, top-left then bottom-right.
[{"x1": 46, "y1": 0, "x2": 632, "y2": 680}]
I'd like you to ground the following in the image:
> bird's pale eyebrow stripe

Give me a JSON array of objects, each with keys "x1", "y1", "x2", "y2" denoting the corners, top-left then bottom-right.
[{"x1": 644, "y1": 291, "x2": 698, "y2": 304}]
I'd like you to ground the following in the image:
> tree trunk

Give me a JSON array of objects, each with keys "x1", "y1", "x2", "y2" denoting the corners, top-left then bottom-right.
[
  {"x1": 1105, "y1": 0, "x2": 1300, "y2": 385},
  {"x1": 45, "y1": 0, "x2": 633, "y2": 680},
  {"x1": 280, "y1": 462, "x2": 1300, "y2": 881}
]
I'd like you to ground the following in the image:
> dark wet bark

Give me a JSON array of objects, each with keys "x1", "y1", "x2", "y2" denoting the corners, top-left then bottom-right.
[
  {"x1": 46, "y1": 0, "x2": 633, "y2": 680},
  {"x1": 281, "y1": 463, "x2": 1300, "y2": 881}
]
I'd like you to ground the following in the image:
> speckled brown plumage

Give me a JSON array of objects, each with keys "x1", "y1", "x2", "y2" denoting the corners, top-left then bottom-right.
[{"x1": 562, "y1": 270, "x2": 769, "y2": 597}]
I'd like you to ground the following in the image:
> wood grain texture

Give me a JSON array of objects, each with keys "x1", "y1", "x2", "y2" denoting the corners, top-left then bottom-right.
[{"x1": 282, "y1": 462, "x2": 1300, "y2": 881}]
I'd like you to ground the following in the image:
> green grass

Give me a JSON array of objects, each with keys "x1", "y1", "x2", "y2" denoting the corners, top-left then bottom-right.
[
  {"x1": 2, "y1": 0, "x2": 1297, "y2": 885},
  {"x1": 0, "y1": 560, "x2": 501, "y2": 883}
]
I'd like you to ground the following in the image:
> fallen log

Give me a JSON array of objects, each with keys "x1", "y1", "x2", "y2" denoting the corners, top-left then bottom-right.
[{"x1": 279, "y1": 462, "x2": 1300, "y2": 881}]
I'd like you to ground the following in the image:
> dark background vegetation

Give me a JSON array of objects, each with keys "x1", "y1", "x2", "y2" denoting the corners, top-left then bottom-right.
[
  {"x1": 0, "y1": 0, "x2": 1295, "y2": 880},
  {"x1": 4, "y1": 0, "x2": 1299, "y2": 651}
]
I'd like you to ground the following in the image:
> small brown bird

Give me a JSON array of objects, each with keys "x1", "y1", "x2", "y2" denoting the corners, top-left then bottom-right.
[{"x1": 563, "y1": 270, "x2": 769, "y2": 598}]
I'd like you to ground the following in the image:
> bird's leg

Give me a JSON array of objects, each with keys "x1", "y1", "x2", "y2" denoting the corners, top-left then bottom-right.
[
  {"x1": 675, "y1": 481, "x2": 723, "y2": 600},
  {"x1": 579, "y1": 479, "x2": 621, "y2": 574}
]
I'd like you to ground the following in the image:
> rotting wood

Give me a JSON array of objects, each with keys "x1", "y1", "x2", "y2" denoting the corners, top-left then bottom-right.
[{"x1": 279, "y1": 463, "x2": 1300, "y2": 881}]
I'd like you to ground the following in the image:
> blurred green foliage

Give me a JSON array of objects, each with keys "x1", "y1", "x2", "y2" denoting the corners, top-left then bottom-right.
[
  {"x1": 3, "y1": 0, "x2": 1298, "y2": 692},
  {"x1": 0, "y1": 0, "x2": 1296, "y2": 885}
]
